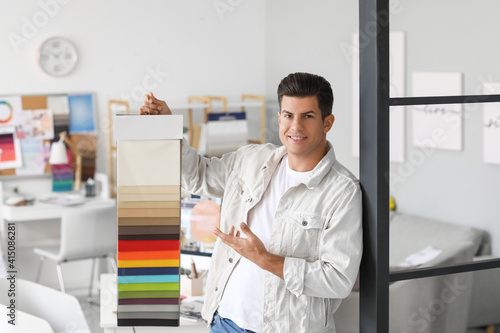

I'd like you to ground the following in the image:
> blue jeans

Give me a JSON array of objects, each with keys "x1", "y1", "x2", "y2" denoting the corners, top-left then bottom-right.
[{"x1": 210, "y1": 311, "x2": 256, "y2": 333}]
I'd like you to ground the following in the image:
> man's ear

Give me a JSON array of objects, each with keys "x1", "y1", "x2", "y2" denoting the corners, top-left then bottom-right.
[
  {"x1": 323, "y1": 114, "x2": 335, "y2": 133},
  {"x1": 278, "y1": 111, "x2": 281, "y2": 125}
]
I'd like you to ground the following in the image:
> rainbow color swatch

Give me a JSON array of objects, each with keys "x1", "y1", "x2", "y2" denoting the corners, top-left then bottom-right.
[{"x1": 115, "y1": 115, "x2": 182, "y2": 327}]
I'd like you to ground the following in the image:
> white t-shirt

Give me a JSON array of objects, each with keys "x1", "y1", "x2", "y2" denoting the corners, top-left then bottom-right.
[{"x1": 218, "y1": 155, "x2": 312, "y2": 332}]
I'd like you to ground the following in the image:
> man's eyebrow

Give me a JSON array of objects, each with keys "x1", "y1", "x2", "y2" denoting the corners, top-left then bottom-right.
[{"x1": 281, "y1": 110, "x2": 318, "y2": 115}]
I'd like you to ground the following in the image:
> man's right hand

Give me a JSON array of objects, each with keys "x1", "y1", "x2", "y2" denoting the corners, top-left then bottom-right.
[{"x1": 139, "y1": 92, "x2": 172, "y2": 115}]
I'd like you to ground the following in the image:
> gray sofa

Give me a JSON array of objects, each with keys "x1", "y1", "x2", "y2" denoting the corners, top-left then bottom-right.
[
  {"x1": 333, "y1": 212, "x2": 500, "y2": 333},
  {"x1": 467, "y1": 255, "x2": 500, "y2": 333}
]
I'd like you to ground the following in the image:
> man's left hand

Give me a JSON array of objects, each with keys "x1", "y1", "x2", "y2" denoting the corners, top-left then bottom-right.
[{"x1": 213, "y1": 222, "x2": 284, "y2": 279}]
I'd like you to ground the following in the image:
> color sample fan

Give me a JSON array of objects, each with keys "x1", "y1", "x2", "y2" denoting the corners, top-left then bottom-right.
[{"x1": 115, "y1": 115, "x2": 183, "y2": 327}]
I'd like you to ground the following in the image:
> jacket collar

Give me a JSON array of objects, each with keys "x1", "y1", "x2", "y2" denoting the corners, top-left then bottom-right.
[{"x1": 262, "y1": 141, "x2": 337, "y2": 190}]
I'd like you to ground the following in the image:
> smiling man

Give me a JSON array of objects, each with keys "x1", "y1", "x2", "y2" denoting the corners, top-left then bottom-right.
[{"x1": 141, "y1": 72, "x2": 362, "y2": 333}]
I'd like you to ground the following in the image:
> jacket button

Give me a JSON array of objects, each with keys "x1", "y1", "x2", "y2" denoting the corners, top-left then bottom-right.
[
  {"x1": 241, "y1": 190, "x2": 244, "y2": 195},
  {"x1": 228, "y1": 258, "x2": 233, "y2": 263},
  {"x1": 215, "y1": 287, "x2": 218, "y2": 292},
  {"x1": 302, "y1": 221, "x2": 308, "y2": 226},
  {"x1": 247, "y1": 197, "x2": 253, "y2": 203}
]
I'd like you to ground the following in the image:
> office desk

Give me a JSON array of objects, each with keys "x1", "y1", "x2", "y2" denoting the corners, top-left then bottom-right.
[
  {"x1": 0, "y1": 195, "x2": 116, "y2": 257},
  {"x1": 2, "y1": 195, "x2": 116, "y2": 223},
  {"x1": 100, "y1": 274, "x2": 209, "y2": 333}
]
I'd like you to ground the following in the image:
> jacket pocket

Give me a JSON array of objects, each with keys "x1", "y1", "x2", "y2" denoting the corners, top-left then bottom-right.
[
  {"x1": 287, "y1": 214, "x2": 325, "y2": 259},
  {"x1": 308, "y1": 296, "x2": 328, "y2": 329},
  {"x1": 220, "y1": 177, "x2": 246, "y2": 229}
]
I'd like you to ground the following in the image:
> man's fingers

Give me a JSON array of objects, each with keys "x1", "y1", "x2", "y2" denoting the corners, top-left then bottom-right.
[
  {"x1": 148, "y1": 92, "x2": 164, "y2": 105},
  {"x1": 150, "y1": 92, "x2": 160, "y2": 102},
  {"x1": 140, "y1": 107, "x2": 160, "y2": 115},
  {"x1": 143, "y1": 97, "x2": 163, "y2": 110},
  {"x1": 213, "y1": 227, "x2": 223, "y2": 237},
  {"x1": 213, "y1": 225, "x2": 243, "y2": 245},
  {"x1": 143, "y1": 93, "x2": 162, "y2": 107},
  {"x1": 140, "y1": 102, "x2": 163, "y2": 115},
  {"x1": 142, "y1": 92, "x2": 172, "y2": 115},
  {"x1": 239, "y1": 222, "x2": 254, "y2": 237},
  {"x1": 213, "y1": 227, "x2": 231, "y2": 241}
]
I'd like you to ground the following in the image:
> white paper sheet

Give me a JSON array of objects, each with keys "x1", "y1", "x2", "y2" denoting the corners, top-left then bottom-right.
[
  {"x1": 412, "y1": 72, "x2": 463, "y2": 151},
  {"x1": 483, "y1": 82, "x2": 500, "y2": 164},
  {"x1": 398, "y1": 245, "x2": 442, "y2": 267},
  {"x1": 47, "y1": 95, "x2": 70, "y2": 115},
  {"x1": 15, "y1": 139, "x2": 47, "y2": 175}
]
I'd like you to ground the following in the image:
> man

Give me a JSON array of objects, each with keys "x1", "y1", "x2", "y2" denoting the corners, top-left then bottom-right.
[{"x1": 140, "y1": 72, "x2": 362, "y2": 332}]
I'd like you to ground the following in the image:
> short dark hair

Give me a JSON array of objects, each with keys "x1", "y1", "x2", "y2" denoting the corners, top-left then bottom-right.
[{"x1": 277, "y1": 72, "x2": 334, "y2": 120}]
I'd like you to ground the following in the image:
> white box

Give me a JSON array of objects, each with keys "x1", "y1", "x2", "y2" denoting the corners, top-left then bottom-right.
[{"x1": 181, "y1": 275, "x2": 203, "y2": 297}]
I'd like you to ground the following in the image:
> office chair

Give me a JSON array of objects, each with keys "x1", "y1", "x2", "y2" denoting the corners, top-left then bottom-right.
[
  {"x1": 0, "y1": 278, "x2": 90, "y2": 333},
  {"x1": 34, "y1": 205, "x2": 117, "y2": 300},
  {"x1": 0, "y1": 308, "x2": 54, "y2": 333}
]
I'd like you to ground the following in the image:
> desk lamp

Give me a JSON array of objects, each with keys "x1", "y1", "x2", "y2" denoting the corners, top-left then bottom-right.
[{"x1": 49, "y1": 131, "x2": 82, "y2": 190}]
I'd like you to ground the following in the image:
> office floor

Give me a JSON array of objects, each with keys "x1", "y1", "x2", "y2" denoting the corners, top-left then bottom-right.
[
  {"x1": 9, "y1": 243, "x2": 107, "y2": 332},
  {"x1": 78, "y1": 296, "x2": 103, "y2": 333}
]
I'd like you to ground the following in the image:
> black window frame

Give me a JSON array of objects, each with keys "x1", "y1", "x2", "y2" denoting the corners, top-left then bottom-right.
[{"x1": 358, "y1": 1, "x2": 500, "y2": 331}]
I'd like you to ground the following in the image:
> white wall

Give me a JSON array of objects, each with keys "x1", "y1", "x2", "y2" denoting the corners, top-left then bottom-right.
[
  {"x1": 0, "y1": 0, "x2": 266, "y2": 289},
  {"x1": 2, "y1": 0, "x2": 500, "y2": 259},
  {"x1": 0, "y1": 0, "x2": 266, "y2": 174},
  {"x1": 265, "y1": 0, "x2": 500, "y2": 256},
  {"x1": 264, "y1": 0, "x2": 358, "y2": 164},
  {"x1": 389, "y1": 0, "x2": 500, "y2": 255}
]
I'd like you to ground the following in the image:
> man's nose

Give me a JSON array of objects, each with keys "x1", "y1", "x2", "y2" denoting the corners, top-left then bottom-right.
[{"x1": 291, "y1": 117, "x2": 303, "y2": 131}]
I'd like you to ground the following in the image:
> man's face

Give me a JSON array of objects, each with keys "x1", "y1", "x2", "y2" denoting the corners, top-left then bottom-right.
[{"x1": 278, "y1": 95, "x2": 334, "y2": 167}]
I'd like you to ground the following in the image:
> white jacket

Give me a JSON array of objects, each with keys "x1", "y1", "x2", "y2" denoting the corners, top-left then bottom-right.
[{"x1": 181, "y1": 139, "x2": 362, "y2": 332}]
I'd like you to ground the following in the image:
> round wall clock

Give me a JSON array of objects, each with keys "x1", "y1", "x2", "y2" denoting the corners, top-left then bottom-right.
[{"x1": 38, "y1": 37, "x2": 78, "y2": 77}]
